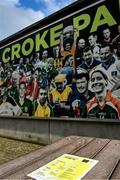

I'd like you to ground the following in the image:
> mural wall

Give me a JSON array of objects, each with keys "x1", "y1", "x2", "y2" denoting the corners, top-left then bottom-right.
[{"x1": 0, "y1": 0, "x2": 120, "y2": 119}]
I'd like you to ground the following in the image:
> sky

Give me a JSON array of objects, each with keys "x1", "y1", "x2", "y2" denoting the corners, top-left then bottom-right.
[{"x1": 0, "y1": 0, "x2": 76, "y2": 41}]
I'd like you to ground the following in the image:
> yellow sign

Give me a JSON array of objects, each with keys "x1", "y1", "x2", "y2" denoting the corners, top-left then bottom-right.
[{"x1": 27, "y1": 154, "x2": 98, "y2": 180}]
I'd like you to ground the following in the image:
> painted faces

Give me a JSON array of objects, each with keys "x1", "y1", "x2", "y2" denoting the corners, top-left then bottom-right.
[
  {"x1": 91, "y1": 71, "x2": 107, "y2": 93},
  {"x1": 100, "y1": 46, "x2": 112, "y2": 63},
  {"x1": 39, "y1": 88, "x2": 48, "y2": 105},
  {"x1": 83, "y1": 50, "x2": 93, "y2": 64},
  {"x1": 76, "y1": 77, "x2": 88, "y2": 94}
]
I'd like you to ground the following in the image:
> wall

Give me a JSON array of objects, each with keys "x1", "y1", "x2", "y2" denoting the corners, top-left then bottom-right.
[
  {"x1": 0, "y1": 0, "x2": 120, "y2": 120},
  {"x1": 0, "y1": 116, "x2": 120, "y2": 145}
]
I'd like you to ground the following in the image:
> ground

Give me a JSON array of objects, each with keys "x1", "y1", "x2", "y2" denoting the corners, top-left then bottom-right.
[{"x1": 0, "y1": 137, "x2": 42, "y2": 164}]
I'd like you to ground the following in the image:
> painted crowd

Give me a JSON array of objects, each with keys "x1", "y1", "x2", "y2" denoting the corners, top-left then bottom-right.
[{"x1": 0, "y1": 25, "x2": 120, "y2": 119}]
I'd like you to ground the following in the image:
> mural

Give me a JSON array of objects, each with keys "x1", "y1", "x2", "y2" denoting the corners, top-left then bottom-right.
[{"x1": 0, "y1": 0, "x2": 120, "y2": 119}]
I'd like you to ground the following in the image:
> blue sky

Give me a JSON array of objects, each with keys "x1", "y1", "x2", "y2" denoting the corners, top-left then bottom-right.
[
  {"x1": 18, "y1": 0, "x2": 46, "y2": 11},
  {"x1": 0, "y1": 0, "x2": 76, "y2": 40}
]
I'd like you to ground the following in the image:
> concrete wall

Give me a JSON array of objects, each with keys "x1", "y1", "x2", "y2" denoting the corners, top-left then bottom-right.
[{"x1": 0, "y1": 116, "x2": 120, "y2": 145}]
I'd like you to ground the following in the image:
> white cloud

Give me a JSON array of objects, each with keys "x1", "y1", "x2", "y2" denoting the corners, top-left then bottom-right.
[
  {"x1": 0, "y1": 0, "x2": 45, "y2": 40},
  {"x1": 0, "y1": 0, "x2": 19, "y2": 7},
  {"x1": 0, "y1": 0, "x2": 76, "y2": 41},
  {"x1": 40, "y1": 0, "x2": 76, "y2": 14}
]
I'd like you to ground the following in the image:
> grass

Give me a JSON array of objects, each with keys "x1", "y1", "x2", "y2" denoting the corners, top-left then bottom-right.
[{"x1": 0, "y1": 137, "x2": 42, "y2": 164}]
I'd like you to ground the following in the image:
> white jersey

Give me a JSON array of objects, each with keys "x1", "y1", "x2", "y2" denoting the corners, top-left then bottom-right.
[
  {"x1": 0, "y1": 102, "x2": 15, "y2": 116},
  {"x1": 0, "y1": 102, "x2": 22, "y2": 116}
]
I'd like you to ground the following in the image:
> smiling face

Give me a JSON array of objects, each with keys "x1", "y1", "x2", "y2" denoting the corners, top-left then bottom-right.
[
  {"x1": 83, "y1": 50, "x2": 93, "y2": 64},
  {"x1": 76, "y1": 77, "x2": 88, "y2": 94},
  {"x1": 91, "y1": 72, "x2": 107, "y2": 93}
]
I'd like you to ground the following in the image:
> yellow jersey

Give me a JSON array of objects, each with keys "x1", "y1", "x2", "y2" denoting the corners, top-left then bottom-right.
[
  {"x1": 34, "y1": 101, "x2": 53, "y2": 117},
  {"x1": 51, "y1": 87, "x2": 72, "y2": 103}
]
